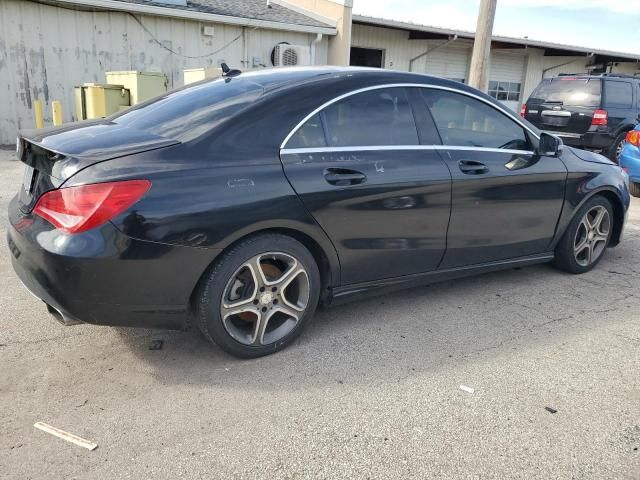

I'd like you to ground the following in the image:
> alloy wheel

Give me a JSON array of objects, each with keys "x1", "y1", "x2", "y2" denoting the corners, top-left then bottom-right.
[
  {"x1": 616, "y1": 140, "x2": 625, "y2": 161},
  {"x1": 573, "y1": 205, "x2": 611, "y2": 267},
  {"x1": 220, "y1": 252, "x2": 310, "y2": 346}
]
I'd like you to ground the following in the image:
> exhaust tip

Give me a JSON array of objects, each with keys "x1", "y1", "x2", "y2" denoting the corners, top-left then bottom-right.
[{"x1": 46, "y1": 303, "x2": 83, "y2": 326}]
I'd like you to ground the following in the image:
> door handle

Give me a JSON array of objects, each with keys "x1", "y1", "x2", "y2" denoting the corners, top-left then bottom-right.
[
  {"x1": 458, "y1": 160, "x2": 489, "y2": 175},
  {"x1": 323, "y1": 168, "x2": 367, "y2": 186}
]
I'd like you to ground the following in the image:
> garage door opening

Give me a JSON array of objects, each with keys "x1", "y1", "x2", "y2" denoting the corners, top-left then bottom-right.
[{"x1": 350, "y1": 47, "x2": 384, "y2": 68}]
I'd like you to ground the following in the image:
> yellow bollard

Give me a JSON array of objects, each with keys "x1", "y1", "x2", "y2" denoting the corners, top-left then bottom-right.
[
  {"x1": 52, "y1": 100, "x2": 63, "y2": 126},
  {"x1": 34, "y1": 100, "x2": 44, "y2": 129}
]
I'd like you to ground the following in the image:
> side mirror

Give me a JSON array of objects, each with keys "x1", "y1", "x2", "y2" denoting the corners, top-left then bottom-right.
[{"x1": 537, "y1": 132, "x2": 562, "y2": 157}]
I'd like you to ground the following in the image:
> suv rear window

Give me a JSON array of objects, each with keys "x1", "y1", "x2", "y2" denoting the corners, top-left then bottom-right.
[
  {"x1": 111, "y1": 78, "x2": 263, "y2": 142},
  {"x1": 529, "y1": 78, "x2": 601, "y2": 107}
]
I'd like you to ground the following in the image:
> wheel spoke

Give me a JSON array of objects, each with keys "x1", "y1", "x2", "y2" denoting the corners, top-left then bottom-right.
[
  {"x1": 252, "y1": 309, "x2": 273, "y2": 345},
  {"x1": 221, "y1": 262, "x2": 259, "y2": 310},
  {"x1": 584, "y1": 242, "x2": 593, "y2": 265},
  {"x1": 246, "y1": 255, "x2": 269, "y2": 287},
  {"x1": 280, "y1": 269, "x2": 310, "y2": 312},
  {"x1": 261, "y1": 255, "x2": 298, "y2": 286},
  {"x1": 222, "y1": 307, "x2": 262, "y2": 344},
  {"x1": 574, "y1": 235, "x2": 589, "y2": 256},
  {"x1": 588, "y1": 207, "x2": 605, "y2": 230},
  {"x1": 593, "y1": 234, "x2": 608, "y2": 244},
  {"x1": 274, "y1": 304, "x2": 300, "y2": 322}
]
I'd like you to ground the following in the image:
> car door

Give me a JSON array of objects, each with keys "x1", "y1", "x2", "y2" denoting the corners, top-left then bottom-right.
[
  {"x1": 279, "y1": 86, "x2": 451, "y2": 285},
  {"x1": 419, "y1": 88, "x2": 568, "y2": 269}
]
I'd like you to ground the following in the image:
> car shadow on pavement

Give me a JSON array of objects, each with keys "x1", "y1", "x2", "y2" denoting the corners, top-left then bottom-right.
[
  {"x1": 111, "y1": 251, "x2": 638, "y2": 392},
  {"x1": 112, "y1": 244, "x2": 638, "y2": 390}
]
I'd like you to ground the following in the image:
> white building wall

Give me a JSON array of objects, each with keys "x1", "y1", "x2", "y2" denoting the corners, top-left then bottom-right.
[
  {"x1": 351, "y1": 23, "x2": 473, "y2": 74},
  {"x1": 489, "y1": 50, "x2": 526, "y2": 111},
  {"x1": 542, "y1": 56, "x2": 592, "y2": 78},
  {"x1": 0, "y1": 0, "x2": 329, "y2": 144},
  {"x1": 605, "y1": 62, "x2": 640, "y2": 76},
  {"x1": 521, "y1": 48, "x2": 545, "y2": 105},
  {"x1": 353, "y1": 24, "x2": 534, "y2": 110}
]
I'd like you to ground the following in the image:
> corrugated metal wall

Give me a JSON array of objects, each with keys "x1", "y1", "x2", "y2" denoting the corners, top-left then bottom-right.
[
  {"x1": 351, "y1": 23, "x2": 476, "y2": 74},
  {"x1": 352, "y1": 23, "x2": 531, "y2": 87},
  {"x1": 0, "y1": 0, "x2": 329, "y2": 144}
]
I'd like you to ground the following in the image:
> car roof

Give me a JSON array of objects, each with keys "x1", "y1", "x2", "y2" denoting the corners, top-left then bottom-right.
[
  {"x1": 226, "y1": 66, "x2": 468, "y2": 92},
  {"x1": 550, "y1": 74, "x2": 640, "y2": 82}
]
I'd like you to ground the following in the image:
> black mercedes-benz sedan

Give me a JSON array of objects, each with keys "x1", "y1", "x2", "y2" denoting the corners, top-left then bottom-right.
[{"x1": 8, "y1": 67, "x2": 630, "y2": 358}]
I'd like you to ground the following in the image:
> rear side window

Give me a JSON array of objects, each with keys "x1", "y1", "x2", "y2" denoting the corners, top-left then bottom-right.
[
  {"x1": 287, "y1": 114, "x2": 326, "y2": 148},
  {"x1": 287, "y1": 87, "x2": 419, "y2": 148},
  {"x1": 111, "y1": 78, "x2": 263, "y2": 142},
  {"x1": 422, "y1": 89, "x2": 531, "y2": 150},
  {"x1": 605, "y1": 81, "x2": 633, "y2": 108},
  {"x1": 529, "y1": 78, "x2": 601, "y2": 107}
]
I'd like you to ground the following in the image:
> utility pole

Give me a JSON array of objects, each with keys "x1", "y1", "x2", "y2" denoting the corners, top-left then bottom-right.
[{"x1": 468, "y1": 0, "x2": 497, "y2": 91}]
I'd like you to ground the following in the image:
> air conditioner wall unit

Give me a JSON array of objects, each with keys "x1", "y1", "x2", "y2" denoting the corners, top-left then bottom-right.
[{"x1": 273, "y1": 44, "x2": 311, "y2": 67}]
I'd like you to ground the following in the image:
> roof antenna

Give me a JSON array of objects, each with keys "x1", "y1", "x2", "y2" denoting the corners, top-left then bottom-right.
[
  {"x1": 267, "y1": 0, "x2": 272, "y2": 8},
  {"x1": 220, "y1": 62, "x2": 242, "y2": 77}
]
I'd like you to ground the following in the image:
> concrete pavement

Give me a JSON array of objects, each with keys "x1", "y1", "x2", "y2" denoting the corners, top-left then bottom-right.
[{"x1": 1, "y1": 149, "x2": 638, "y2": 479}]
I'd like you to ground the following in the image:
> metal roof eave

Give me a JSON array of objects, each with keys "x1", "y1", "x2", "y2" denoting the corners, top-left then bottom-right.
[
  {"x1": 353, "y1": 14, "x2": 640, "y2": 62},
  {"x1": 51, "y1": 0, "x2": 338, "y2": 35}
]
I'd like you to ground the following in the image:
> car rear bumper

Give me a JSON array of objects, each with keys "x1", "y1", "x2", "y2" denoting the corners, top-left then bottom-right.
[
  {"x1": 620, "y1": 144, "x2": 640, "y2": 183},
  {"x1": 7, "y1": 196, "x2": 220, "y2": 330},
  {"x1": 544, "y1": 130, "x2": 612, "y2": 151}
]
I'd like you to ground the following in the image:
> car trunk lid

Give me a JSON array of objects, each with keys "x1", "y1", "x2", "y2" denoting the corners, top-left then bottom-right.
[{"x1": 16, "y1": 121, "x2": 178, "y2": 212}]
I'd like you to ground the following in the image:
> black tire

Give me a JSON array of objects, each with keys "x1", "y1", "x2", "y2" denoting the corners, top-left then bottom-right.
[
  {"x1": 630, "y1": 182, "x2": 640, "y2": 198},
  {"x1": 609, "y1": 132, "x2": 628, "y2": 163},
  {"x1": 196, "y1": 233, "x2": 320, "y2": 358},
  {"x1": 552, "y1": 195, "x2": 614, "y2": 274}
]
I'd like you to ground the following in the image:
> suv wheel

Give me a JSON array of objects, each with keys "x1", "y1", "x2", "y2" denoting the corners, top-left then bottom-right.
[{"x1": 610, "y1": 132, "x2": 628, "y2": 163}]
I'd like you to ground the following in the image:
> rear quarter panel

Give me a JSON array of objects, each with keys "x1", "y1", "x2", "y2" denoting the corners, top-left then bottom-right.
[{"x1": 65, "y1": 145, "x2": 341, "y2": 286}]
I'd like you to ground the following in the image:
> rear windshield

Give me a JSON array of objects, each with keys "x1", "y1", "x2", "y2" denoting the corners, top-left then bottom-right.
[
  {"x1": 110, "y1": 78, "x2": 263, "y2": 142},
  {"x1": 529, "y1": 78, "x2": 601, "y2": 107}
]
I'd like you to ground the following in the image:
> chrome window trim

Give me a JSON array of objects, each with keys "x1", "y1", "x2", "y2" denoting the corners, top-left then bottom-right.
[
  {"x1": 281, "y1": 145, "x2": 535, "y2": 155},
  {"x1": 279, "y1": 82, "x2": 541, "y2": 150}
]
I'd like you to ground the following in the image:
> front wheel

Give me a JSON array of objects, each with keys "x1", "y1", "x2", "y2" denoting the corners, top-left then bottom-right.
[
  {"x1": 552, "y1": 196, "x2": 614, "y2": 274},
  {"x1": 197, "y1": 233, "x2": 320, "y2": 358}
]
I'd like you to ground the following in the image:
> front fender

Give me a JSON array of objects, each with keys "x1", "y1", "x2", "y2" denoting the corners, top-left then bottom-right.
[{"x1": 551, "y1": 165, "x2": 629, "y2": 249}]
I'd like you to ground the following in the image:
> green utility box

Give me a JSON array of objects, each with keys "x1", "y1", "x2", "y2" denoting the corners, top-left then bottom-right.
[
  {"x1": 105, "y1": 71, "x2": 168, "y2": 105},
  {"x1": 75, "y1": 83, "x2": 130, "y2": 120}
]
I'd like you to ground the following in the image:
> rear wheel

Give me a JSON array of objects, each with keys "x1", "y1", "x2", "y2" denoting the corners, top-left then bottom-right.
[
  {"x1": 552, "y1": 196, "x2": 614, "y2": 274},
  {"x1": 630, "y1": 182, "x2": 640, "y2": 198},
  {"x1": 197, "y1": 233, "x2": 320, "y2": 358},
  {"x1": 609, "y1": 132, "x2": 628, "y2": 163}
]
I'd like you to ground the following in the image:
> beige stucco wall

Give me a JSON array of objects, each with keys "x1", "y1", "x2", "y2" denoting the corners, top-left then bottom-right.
[{"x1": 277, "y1": 0, "x2": 352, "y2": 65}]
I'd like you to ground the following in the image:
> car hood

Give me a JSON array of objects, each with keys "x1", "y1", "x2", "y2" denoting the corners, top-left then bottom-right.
[
  {"x1": 567, "y1": 146, "x2": 614, "y2": 165},
  {"x1": 19, "y1": 121, "x2": 179, "y2": 181}
]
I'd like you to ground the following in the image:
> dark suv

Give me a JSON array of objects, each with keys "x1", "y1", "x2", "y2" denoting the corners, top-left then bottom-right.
[{"x1": 522, "y1": 74, "x2": 640, "y2": 161}]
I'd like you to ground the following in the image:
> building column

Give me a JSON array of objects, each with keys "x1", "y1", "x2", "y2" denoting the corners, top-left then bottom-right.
[
  {"x1": 521, "y1": 48, "x2": 545, "y2": 108},
  {"x1": 276, "y1": 0, "x2": 352, "y2": 66}
]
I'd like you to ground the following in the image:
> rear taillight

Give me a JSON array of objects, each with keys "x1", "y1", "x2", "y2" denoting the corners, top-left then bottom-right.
[
  {"x1": 33, "y1": 180, "x2": 151, "y2": 234},
  {"x1": 626, "y1": 130, "x2": 640, "y2": 147},
  {"x1": 519, "y1": 104, "x2": 527, "y2": 118},
  {"x1": 592, "y1": 109, "x2": 608, "y2": 126}
]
